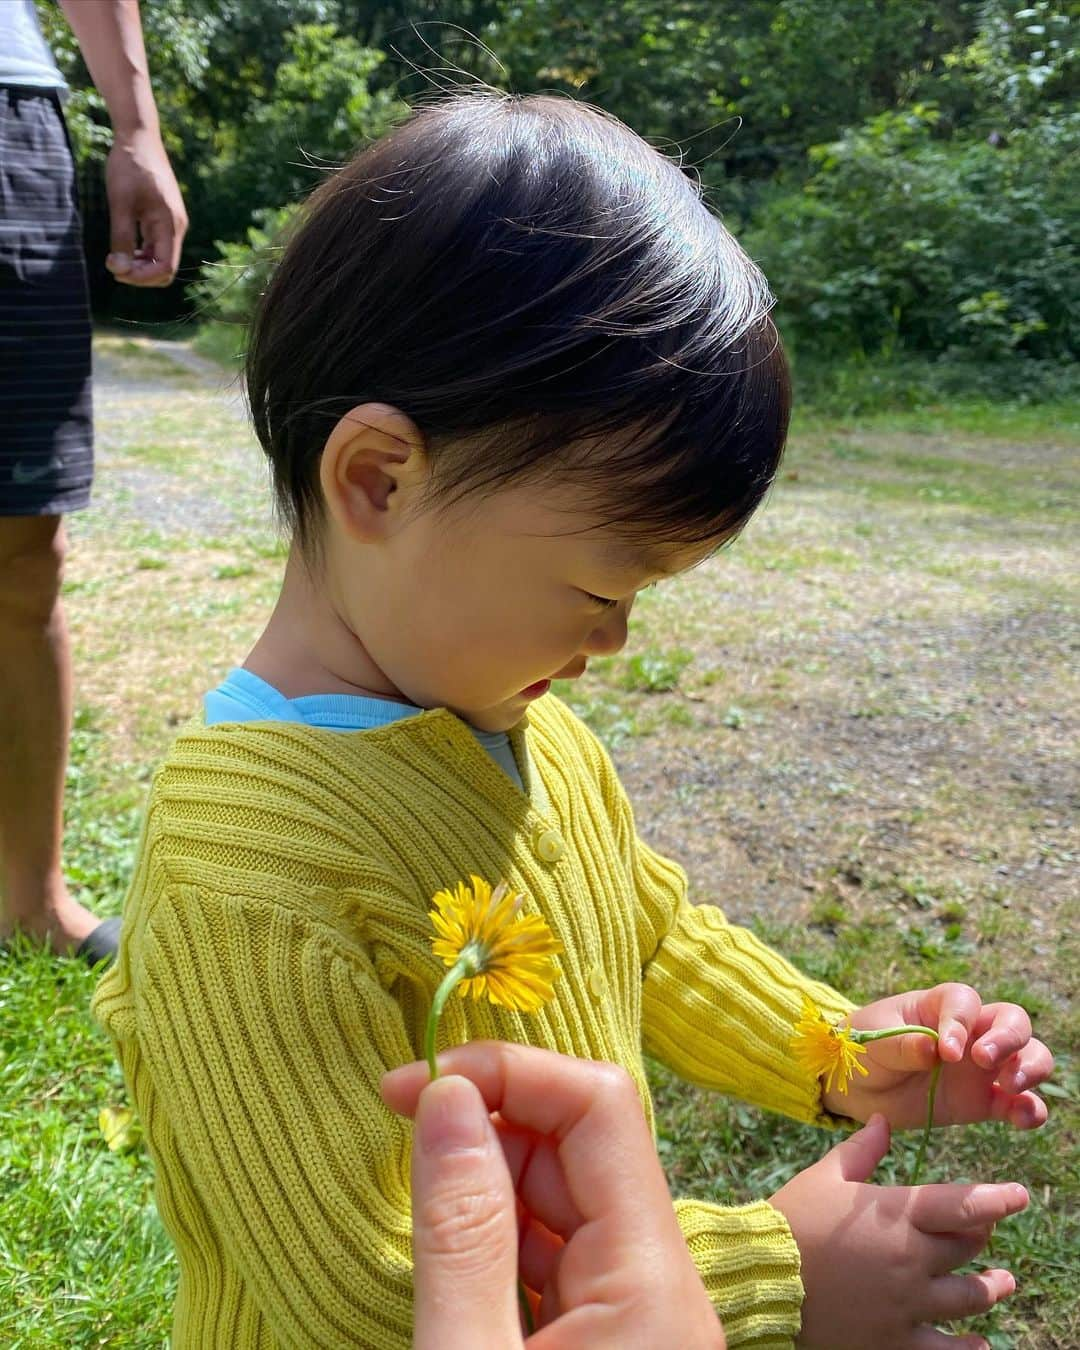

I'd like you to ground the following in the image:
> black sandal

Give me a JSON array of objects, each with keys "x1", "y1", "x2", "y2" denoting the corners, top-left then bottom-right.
[{"x1": 75, "y1": 916, "x2": 122, "y2": 968}]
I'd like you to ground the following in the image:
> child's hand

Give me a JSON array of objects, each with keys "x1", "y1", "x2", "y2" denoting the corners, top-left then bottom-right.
[
  {"x1": 824, "y1": 983, "x2": 1053, "y2": 1130},
  {"x1": 770, "y1": 1115, "x2": 1027, "y2": 1350}
]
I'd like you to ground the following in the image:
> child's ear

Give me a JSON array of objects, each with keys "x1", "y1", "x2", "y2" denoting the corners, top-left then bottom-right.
[{"x1": 319, "y1": 403, "x2": 426, "y2": 541}]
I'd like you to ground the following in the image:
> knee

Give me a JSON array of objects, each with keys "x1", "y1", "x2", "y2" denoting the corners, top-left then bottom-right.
[{"x1": 0, "y1": 518, "x2": 67, "y2": 623}]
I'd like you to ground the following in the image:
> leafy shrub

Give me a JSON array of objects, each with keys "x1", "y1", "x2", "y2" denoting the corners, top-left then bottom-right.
[
  {"x1": 790, "y1": 351, "x2": 1080, "y2": 416},
  {"x1": 191, "y1": 204, "x2": 298, "y2": 328},
  {"x1": 750, "y1": 107, "x2": 1080, "y2": 362}
]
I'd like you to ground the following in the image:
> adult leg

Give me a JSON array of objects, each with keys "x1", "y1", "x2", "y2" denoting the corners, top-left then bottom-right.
[
  {"x1": 0, "y1": 513, "x2": 99, "y2": 951},
  {"x1": 0, "y1": 87, "x2": 112, "y2": 958}
]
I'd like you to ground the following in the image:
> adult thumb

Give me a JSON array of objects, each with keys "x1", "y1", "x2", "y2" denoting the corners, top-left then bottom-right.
[
  {"x1": 829, "y1": 1113, "x2": 891, "y2": 1183},
  {"x1": 411, "y1": 1075, "x2": 524, "y2": 1350}
]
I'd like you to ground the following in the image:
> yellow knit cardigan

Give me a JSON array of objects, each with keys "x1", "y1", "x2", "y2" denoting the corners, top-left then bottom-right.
[{"x1": 92, "y1": 693, "x2": 853, "y2": 1349}]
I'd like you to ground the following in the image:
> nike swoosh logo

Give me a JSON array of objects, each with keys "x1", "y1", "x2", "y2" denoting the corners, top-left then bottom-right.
[{"x1": 12, "y1": 457, "x2": 64, "y2": 484}]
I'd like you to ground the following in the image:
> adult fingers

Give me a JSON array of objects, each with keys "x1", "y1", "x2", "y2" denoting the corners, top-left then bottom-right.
[
  {"x1": 384, "y1": 1044, "x2": 675, "y2": 1231},
  {"x1": 923, "y1": 1269, "x2": 1016, "y2": 1323},
  {"x1": 410, "y1": 1075, "x2": 523, "y2": 1350},
  {"x1": 131, "y1": 203, "x2": 185, "y2": 287},
  {"x1": 913, "y1": 1181, "x2": 1028, "y2": 1235},
  {"x1": 493, "y1": 1121, "x2": 584, "y2": 1238},
  {"x1": 385, "y1": 1043, "x2": 709, "y2": 1336},
  {"x1": 105, "y1": 183, "x2": 137, "y2": 270},
  {"x1": 519, "y1": 1213, "x2": 563, "y2": 1306},
  {"x1": 114, "y1": 251, "x2": 173, "y2": 288}
]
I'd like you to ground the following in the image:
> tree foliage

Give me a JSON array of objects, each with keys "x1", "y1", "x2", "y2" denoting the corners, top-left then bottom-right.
[{"x1": 36, "y1": 0, "x2": 1079, "y2": 363}]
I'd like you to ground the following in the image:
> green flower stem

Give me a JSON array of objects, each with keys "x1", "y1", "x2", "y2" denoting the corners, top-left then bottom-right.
[
  {"x1": 424, "y1": 950, "x2": 536, "y2": 1336},
  {"x1": 849, "y1": 1024, "x2": 941, "y2": 1186},
  {"x1": 425, "y1": 952, "x2": 479, "y2": 1080},
  {"x1": 850, "y1": 1024, "x2": 939, "y2": 1045},
  {"x1": 910, "y1": 1059, "x2": 942, "y2": 1187},
  {"x1": 518, "y1": 1280, "x2": 536, "y2": 1336}
]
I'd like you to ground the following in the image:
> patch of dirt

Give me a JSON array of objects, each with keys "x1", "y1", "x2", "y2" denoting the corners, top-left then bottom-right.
[
  {"x1": 73, "y1": 338, "x2": 265, "y2": 541},
  {"x1": 605, "y1": 437, "x2": 1078, "y2": 1010}
]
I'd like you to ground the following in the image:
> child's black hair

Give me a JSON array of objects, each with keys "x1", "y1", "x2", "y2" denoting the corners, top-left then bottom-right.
[{"x1": 246, "y1": 91, "x2": 790, "y2": 553}]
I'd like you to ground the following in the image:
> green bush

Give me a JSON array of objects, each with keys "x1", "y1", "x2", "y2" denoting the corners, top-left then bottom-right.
[
  {"x1": 750, "y1": 107, "x2": 1080, "y2": 362},
  {"x1": 191, "y1": 204, "x2": 298, "y2": 326},
  {"x1": 790, "y1": 351, "x2": 1080, "y2": 417}
]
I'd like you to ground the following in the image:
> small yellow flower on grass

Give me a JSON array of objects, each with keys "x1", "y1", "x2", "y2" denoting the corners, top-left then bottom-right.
[
  {"x1": 98, "y1": 1104, "x2": 142, "y2": 1153},
  {"x1": 791, "y1": 996, "x2": 870, "y2": 1096},
  {"x1": 430, "y1": 874, "x2": 562, "y2": 1014}
]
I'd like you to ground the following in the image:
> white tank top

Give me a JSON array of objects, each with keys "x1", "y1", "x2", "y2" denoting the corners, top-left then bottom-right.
[{"x1": 0, "y1": 0, "x2": 67, "y2": 90}]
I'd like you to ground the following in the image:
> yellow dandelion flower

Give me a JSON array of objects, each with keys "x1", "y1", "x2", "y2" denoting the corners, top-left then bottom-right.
[
  {"x1": 791, "y1": 996, "x2": 870, "y2": 1096},
  {"x1": 429, "y1": 875, "x2": 563, "y2": 1015}
]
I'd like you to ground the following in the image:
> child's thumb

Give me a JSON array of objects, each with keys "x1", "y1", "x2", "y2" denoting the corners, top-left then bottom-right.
[
  {"x1": 828, "y1": 1112, "x2": 891, "y2": 1183},
  {"x1": 410, "y1": 1075, "x2": 525, "y2": 1350}
]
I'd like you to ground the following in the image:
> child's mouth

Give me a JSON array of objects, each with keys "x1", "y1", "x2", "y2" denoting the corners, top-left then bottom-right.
[{"x1": 519, "y1": 679, "x2": 552, "y2": 698}]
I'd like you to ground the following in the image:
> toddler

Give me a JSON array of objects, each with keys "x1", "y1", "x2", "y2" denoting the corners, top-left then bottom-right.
[{"x1": 93, "y1": 93, "x2": 1051, "y2": 1349}]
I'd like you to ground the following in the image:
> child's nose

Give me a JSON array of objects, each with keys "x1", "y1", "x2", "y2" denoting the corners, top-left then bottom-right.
[{"x1": 584, "y1": 599, "x2": 631, "y2": 656}]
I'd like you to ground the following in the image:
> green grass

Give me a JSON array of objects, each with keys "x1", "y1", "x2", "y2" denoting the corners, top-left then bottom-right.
[{"x1": 2, "y1": 335, "x2": 1078, "y2": 1347}]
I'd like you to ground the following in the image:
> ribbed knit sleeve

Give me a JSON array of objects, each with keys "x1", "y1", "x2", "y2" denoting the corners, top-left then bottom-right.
[
  {"x1": 566, "y1": 706, "x2": 855, "y2": 1125},
  {"x1": 640, "y1": 879, "x2": 855, "y2": 1125},
  {"x1": 130, "y1": 883, "x2": 418, "y2": 1348},
  {"x1": 555, "y1": 703, "x2": 860, "y2": 1347}
]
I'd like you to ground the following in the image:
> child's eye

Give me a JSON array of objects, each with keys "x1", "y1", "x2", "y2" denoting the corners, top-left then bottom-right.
[{"x1": 583, "y1": 580, "x2": 659, "y2": 610}]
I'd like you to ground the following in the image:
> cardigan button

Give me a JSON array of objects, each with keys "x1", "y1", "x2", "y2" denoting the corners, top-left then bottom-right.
[
  {"x1": 534, "y1": 828, "x2": 565, "y2": 863},
  {"x1": 587, "y1": 965, "x2": 607, "y2": 1001}
]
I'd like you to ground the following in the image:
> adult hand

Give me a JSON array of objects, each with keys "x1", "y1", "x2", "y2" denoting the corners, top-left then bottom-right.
[
  {"x1": 104, "y1": 128, "x2": 187, "y2": 287},
  {"x1": 382, "y1": 1042, "x2": 725, "y2": 1349}
]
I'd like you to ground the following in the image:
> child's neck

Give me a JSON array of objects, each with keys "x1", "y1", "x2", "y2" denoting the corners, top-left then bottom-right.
[{"x1": 244, "y1": 551, "x2": 411, "y2": 706}]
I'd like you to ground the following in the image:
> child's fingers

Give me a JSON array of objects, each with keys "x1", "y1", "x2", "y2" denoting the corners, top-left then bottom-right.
[
  {"x1": 926, "y1": 1226, "x2": 995, "y2": 1276},
  {"x1": 826, "y1": 1112, "x2": 891, "y2": 1182},
  {"x1": 981, "y1": 1083, "x2": 1049, "y2": 1131},
  {"x1": 994, "y1": 1039, "x2": 1054, "y2": 1094},
  {"x1": 924, "y1": 1268, "x2": 1016, "y2": 1323},
  {"x1": 913, "y1": 1181, "x2": 1029, "y2": 1235},
  {"x1": 910, "y1": 1331, "x2": 990, "y2": 1350},
  {"x1": 969, "y1": 1003, "x2": 1034, "y2": 1072},
  {"x1": 1004, "y1": 1089, "x2": 1048, "y2": 1130},
  {"x1": 922, "y1": 983, "x2": 982, "y2": 1061}
]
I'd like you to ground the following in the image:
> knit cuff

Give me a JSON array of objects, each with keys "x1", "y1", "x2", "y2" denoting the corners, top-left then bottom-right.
[{"x1": 675, "y1": 1198, "x2": 802, "y2": 1349}]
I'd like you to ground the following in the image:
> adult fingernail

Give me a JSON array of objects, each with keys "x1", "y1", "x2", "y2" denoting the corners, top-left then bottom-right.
[
  {"x1": 980, "y1": 1041, "x2": 997, "y2": 1062},
  {"x1": 417, "y1": 1075, "x2": 488, "y2": 1156},
  {"x1": 1013, "y1": 1070, "x2": 1027, "y2": 1091},
  {"x1": 107, "y1": 252, "x2": 132, "y2": 272}
]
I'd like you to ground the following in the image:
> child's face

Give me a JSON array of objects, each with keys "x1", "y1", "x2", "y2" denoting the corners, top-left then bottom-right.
[{"x1": 319, "y1": 412, "x2": 713, "y2": 733}]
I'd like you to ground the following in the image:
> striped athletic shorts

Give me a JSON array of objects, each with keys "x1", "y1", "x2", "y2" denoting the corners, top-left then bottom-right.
[{"x1": 0, "y1": 85, "x2": 93, "y2": 516}]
